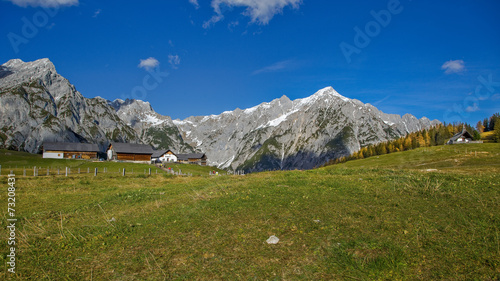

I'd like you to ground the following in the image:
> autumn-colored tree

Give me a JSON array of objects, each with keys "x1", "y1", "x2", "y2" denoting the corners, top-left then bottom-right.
[
  {"x1": 447, "y1": 124, "x2": 455, "y2": 136},
  {"x1": 379, "y1": 143, "x2": 387, "y2": 155},
  {"x1": 387, "y1": 143, "x2": 395, "y2": 153},
  {"x1": 356, "y1": 151, "x2": 364, "y2": 159},
  {"x1": 424, "y1": 132, "x2": 431, "y2": 147},
  {"x1": 417, "y1": 134, "x2": 426, "y2": 147},
  {"x1": 403, "y1": 137, "x2": 412, "y2": 151},
  {"x1": 476, "y1": 121, "x2": 485, "y2": 133}
]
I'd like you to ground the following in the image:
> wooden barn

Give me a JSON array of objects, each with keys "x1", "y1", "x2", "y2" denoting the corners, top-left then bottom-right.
[
  {"x1": 42, "y1": 142, "x2": 99, "y2": 159},
  {"x1": 106, "y1": 143, "x2": 154, "y2": 162},
  {"x1": 177, "y1": 153, "x2": 207, "y2": 166},
  {"x1": 152, "y1": 149, "x2": 177, "y2": 163}
]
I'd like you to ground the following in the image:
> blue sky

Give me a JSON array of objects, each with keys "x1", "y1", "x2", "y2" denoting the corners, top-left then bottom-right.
[{"x1": 1, "y1": 0, "x2": 499, "y2": 125}]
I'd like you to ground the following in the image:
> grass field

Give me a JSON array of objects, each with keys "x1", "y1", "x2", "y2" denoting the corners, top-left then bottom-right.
[
  {"x1": 0, "y1": 150, "x2": 225, "y2": 177},
  {"x1": 1, "y1": 144, "x2": 499, "y2": 280},
  {"x1": 481, "y1": 131, "x2": 496, "y2": 143}
]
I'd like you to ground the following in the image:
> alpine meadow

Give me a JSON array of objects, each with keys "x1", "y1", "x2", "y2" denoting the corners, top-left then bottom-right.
[{"x1": 1, "y1": 0, "x2": 500, "y2": 280}]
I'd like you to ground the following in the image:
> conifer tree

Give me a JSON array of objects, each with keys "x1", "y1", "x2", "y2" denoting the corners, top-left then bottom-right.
[
  {"x1": 490, "y1": 113, "x2": 500, "y2": 132},
  {"x1": 483, "y1": 118, "x2": 489, "y2": 132},
  {"x1": 495, "y1": 120, "x2": 500, "y2": 143}
]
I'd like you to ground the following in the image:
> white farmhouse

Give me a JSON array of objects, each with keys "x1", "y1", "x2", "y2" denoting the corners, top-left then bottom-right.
[{"x1": 152, "y1": 149, "x2": 178, "y2": 163}]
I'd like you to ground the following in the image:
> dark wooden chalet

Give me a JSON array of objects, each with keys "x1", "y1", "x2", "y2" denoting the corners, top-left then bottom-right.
[
  {"x1": 42, "y1": 142, "x2": 99, "y2": 159},
  {"x1": 177, "y1": 153, "x2": 207, "y2": 166},
  {"x1": 107, "y1": 143, "x2": 154, "y2": 162}
]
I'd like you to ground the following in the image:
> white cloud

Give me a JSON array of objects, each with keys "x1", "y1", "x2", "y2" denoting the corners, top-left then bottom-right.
[
  {"x1": 441, "y1": 60, "x2": 465, "y2": 74},
  {"x1": 465, "y1": 102, "x2": 479, "y2": 113},
  {"x1": 205, "y1": 0, "x2": 302, "y2": 28},
  {"x1": 92, "y1": 9, "x2": 101, "y2": 18},
  {"x1": 189, "y1": 0, "x2": 200, "y2": 9},
  {"x1": 203, "y1": 14, "x2": 224, "y2": 29},
  {"x1": 168, "y1": 55, "x2": 181, "y2": 69},
  {"x1": 252, "y1": 59, "x2": 296, "y2": 75},
  {"x1": 7, "y1": 0, "x2": 78, "y2": 7},
  {"x1": 138, "y1": 57, "x2": 159, "y2": 71}
]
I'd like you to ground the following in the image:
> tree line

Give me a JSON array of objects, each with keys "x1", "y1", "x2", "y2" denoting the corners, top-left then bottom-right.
[
  {"x1": 323, "y1": 121, "x2": 485, "y2": 166},
  {"x1": 476, "y1": 113, "x2": 500, "y2": 142}
]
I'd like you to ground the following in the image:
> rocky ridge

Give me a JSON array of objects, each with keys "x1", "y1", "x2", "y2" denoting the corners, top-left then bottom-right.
[{"x1": 173, "y1": 87, "x2": 440, "y2": 171}]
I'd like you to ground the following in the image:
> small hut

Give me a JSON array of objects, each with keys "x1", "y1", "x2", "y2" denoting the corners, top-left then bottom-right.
[
  {"x1": 177, "y1": 153, "x2": 207, "y2": 166},
  {"x1": 447, "y1": 127, "x2": 473, "y2": 144}
]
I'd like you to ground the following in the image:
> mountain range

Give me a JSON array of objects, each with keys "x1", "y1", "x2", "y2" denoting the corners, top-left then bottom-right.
[{"x1": 0, "y1": 58, "x2": 440, "y2": 171}]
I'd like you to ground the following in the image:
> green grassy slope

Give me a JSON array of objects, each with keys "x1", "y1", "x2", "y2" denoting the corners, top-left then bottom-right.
[
  {"x1": 481, "y1": 131, "x2": 496, "y2": 143},
  {"x1": 335, "y1": 143, "x2": 499, "y2": 172},
  {"x1": 0, "y1": 150, "x2": 224, "y2": 177},
  {"x1": 0, "y1": 144, "x2": 499, "y2": 280}
]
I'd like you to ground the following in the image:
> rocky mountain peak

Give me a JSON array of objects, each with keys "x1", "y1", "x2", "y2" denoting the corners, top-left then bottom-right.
[
  {"x1": 2, "y1": 58, "x2": 55, "y2": 73},
  {"x1": 3, "y1": 59, "x2": 25, "y2": 68},
  {"x1": 303, "y1": 86, "x2": 349, "y2": 103},
  {"x1": 108, "y1": 98, "x2": 154, "y2": 113}
]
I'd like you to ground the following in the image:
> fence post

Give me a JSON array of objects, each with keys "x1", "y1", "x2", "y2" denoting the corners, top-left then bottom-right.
[
  {"x1": 78, "y1": 168, "x2": 80, "y2": 174},
  {"x1": 149, "y1": 168, "x2": 151, "y2": 175},
  {"x1": 66, "y1": 167, "x2": 68, "y2": 177},
  {"x1": 34, "y1": 166, "x2": 36, "y2": 177},
  {"x1": 47, "y1": 168, "x2": 49, "y2": 176},
  {"x1": 95, "y1": 168, "x2": 97, "y2": 176},
  {"x1": 123, "y1": 168, "x2": 125, "y2": 176},
  {"x1": 0, "y1": 164, "x2": 2, "y2": 175}
]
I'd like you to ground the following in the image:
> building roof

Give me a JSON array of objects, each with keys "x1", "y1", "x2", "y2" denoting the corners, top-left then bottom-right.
[
  {"x1": 152, "y1": 149, "x2": 176, "y2": 158},
  {"x1": 177, "y1": 153, "x2": 206, "y2": 161},
  {"x1": 43, "y1": 142, "x2": 99, "y2": 152},
  {"x1": 109, "y1": 142, "x2": 154, "y2": 155},
  {"x1": 448, "y1": 127, "x2": 474, "y2": 143}
]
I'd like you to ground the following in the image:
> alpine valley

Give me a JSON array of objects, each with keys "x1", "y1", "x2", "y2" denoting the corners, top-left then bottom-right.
[{"x1": 0, "y1": 58, "x2": 440, "y2": 171}]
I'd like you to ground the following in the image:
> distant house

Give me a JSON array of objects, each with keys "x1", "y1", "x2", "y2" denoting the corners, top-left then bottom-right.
[
  {"x1": 106, "y1": 143, "x2": 154, "y2": 162},
  {"x1": 447, "y1": 128, "x2": 474, "y2": 144},
  {"x1": 152, "y1": 149, "x2": 177, "y2": 163},
  {"x1": 177, "y1": 153, "x2": 207, "y2": 166},
  {"x1": 42, "y1": 142, "x2": 99, "y2": 159}
]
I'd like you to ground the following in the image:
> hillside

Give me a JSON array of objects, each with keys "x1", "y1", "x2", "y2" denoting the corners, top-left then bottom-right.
[
  {"x1": 0, "y1": 143, "x2": 498, "y2": 279},
  {"x1": 481, "y1": 131, "x2": 496, "y2": 143}
]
